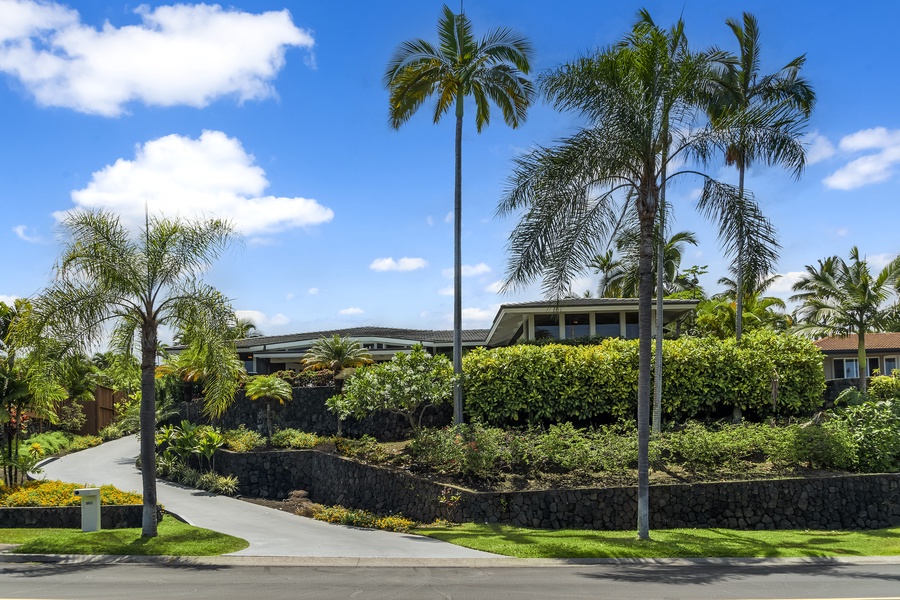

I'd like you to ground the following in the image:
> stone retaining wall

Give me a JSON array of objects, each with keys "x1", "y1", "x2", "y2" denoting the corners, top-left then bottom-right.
[
  {"x1": 179, "y1": 388, "x2": 451, "y2": 441},
  {"x1": 0, "y1": 505, "x2": 162, "y2": 529},
  {"x1": 216, "y1": 448, "x2": 900, "y2": 530}
]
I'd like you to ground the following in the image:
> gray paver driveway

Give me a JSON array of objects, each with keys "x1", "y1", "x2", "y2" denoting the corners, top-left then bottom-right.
[{"x1": 38, "y1": 435, "x2": 495, "y2": 558}]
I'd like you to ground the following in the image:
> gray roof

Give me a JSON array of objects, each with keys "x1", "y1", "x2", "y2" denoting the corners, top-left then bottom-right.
[
  {"x1": 498, "y1": 297, "x2": 700, "y2": 309},
  {"x1": 235, "y1": 326, "x2": 490, "y2": 349}
]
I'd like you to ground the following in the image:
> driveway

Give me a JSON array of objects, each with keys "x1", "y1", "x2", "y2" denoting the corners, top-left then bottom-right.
[{"x1": 38, "y1": 435, "x2": 496, "y2": 558}]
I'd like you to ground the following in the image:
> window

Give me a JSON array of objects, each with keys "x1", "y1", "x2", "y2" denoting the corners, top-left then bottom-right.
[
  {"x1": 564, "y1": 314, "x2": 590, "y2": 339},
  {"x1": 533, "y1": 314, "x2": 560, "y2": 340},
  {"x1": 625, "y1": 312, "x2": 639, "y2": 339},
  {"x1": 834, "y1": 357, "x2": 879, "y2": 379},
  {"x1": 885, "y1": 356, "x2": 898, "y2": 376},
  {"x1": 595, "y1": 313, "x2": 619, "y2": 338}
]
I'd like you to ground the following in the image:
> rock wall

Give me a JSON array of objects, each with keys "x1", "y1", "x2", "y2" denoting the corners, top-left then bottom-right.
[
  {"x1": 179, "y1": 387, "x2": 451, "y2": 441},
  {"x1": 215, "y1": 448, "x2": 900, "y2": 531},
  {"x1": 0, "y1": 505, "x2": 161, "y2": 529}
]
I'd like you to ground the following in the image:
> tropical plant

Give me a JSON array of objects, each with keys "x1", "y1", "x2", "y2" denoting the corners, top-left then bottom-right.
[
  {"x1": 244, "y1": 374, "x2": 293, "y2": 440},
  {"x1": 25, "y1": 209, "x2": 239, "y2": 537},
  {"x1": 791, "y1": 247, "x2": 900, "y2": 393},
  {"x1": 497, "y1": 12, "x2": 780, "y2": 539},
  {"x1": 708, "y1": 12, "x2": 814, "y2": 340},
  {"x1": 591, "y1": 228, "x2": 699, "y2": 297},
  {"x1": 385, "y1": 4, "x2": 534, "y2": 424},
  {"x1": 301, "y1": 335, "x2": 372, "y2": 377},
  {"x1": 333, "y1": 345, "x2": 457, "y2": 431}
]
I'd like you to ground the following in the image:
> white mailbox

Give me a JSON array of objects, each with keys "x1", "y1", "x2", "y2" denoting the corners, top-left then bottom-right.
[{"x1": 74, "y1": 488, "x2": 101, "y2": 532}]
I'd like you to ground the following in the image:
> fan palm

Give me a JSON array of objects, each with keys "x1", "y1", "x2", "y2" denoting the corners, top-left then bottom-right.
[
  {"x1": 791, "y1": 247, "x2": 900, "y2": 393},
  {"x1": 709, "y1": 12, "x2": 814, "y2": 340},
  {"x1": 301, "y1": 335, "x2": 373, "y2": 376},
  {"x1": 385, "y1": 5, "x2": 534, "y2": 424},
  {"x1": 245, "y1": 374, "x2": 293, "y2": 440},
  {"x1": 27, "y1": 210, "x2": 239, "y2": 537}
]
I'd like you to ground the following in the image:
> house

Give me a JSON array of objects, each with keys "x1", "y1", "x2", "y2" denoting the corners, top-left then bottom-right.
[
  {"x1": 813, "y1": 332, "x2": 900, "y2": 381},
  {"x1": 237, "y1": 298, "x2": 700, "y2": 374}
]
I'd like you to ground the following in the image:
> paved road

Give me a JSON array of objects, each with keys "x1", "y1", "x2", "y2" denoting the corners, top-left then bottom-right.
[
  {"x1": 37, "y1": 435, "x2": 496, "y2": 558},
  {"x1": 3, "y1": 560, "x2": 900, "y2": 599}
]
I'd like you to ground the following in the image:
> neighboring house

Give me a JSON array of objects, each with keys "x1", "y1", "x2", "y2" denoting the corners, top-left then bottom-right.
[
  {"x1": 814, "y1": 333, "x2": 900, "y2": 381},
  {"x1": 237, "y1": 298, "x2": 699, "y2": 374}
]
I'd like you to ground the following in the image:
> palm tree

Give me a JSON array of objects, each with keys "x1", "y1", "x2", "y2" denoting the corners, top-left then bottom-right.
[
  {"x1": 301, "y1": 335, "x2": 373, "y2": 378},
  {"x1": 384, "y1": 5, "x2": 534, "y2": 425},
  {"x1": 244, "y1": 374, "x2": 293, "y2": 440},
  {"x1": 709, "y1": 12, "x2": 814, "y2": 341},
  {"x1": 791, "y1": 247, "x2": 900, "y2": 393},
  {"x1": 27, "y1": 210, "x2": 239, "y2": 537}
]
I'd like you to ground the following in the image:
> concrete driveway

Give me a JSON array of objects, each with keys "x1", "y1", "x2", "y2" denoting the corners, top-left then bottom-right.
[{"x1": 38, "y1": 435, "x2": 496, "y2": 558}]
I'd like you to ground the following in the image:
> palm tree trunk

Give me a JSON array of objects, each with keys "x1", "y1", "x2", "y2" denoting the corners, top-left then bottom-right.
[
  {"x1": 733, "y1": 163, "x2": 746, "y2": 424},
  {"x1": 858, "y1": 331, "x2": 867, "y2": 394},
  {"x1": 139, "y1": 322, "x2": 159, "y2": 538},
  {"x1": 653, "y1": 145, "x2": 667, "y2": 435},
  {"x1": 452, "y1": 92, "x2": 464, "y2": 425},
  {"x1": 637, "y1": 197, "x2": 655, "y2": 541}
]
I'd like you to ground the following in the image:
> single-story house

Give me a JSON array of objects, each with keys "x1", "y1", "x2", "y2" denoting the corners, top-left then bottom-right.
[
  {"x1": 813, "y1": 332, "x2": 900, "y2": 380},
  {"x1": 237, "y1": 298, "x2": 699, "y2": 374}
]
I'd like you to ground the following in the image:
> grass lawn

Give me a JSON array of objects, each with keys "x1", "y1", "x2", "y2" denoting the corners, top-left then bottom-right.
[
  {"x1": 415, "y1": 523, "x2": 900, "y2": 559},
  {"x1": 0, "y1": 518, "x2": 248, "y2": 556}
]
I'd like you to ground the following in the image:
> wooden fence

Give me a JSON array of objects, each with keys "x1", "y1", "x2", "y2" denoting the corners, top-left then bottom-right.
[{"x1": 79, "y1": 385, "x2": 121, "y2": 436}]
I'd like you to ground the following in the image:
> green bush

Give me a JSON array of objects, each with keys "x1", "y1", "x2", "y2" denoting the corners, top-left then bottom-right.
[
  {"x1": 270, "y1": 428, "x2": 321, "y2": 449},
  {"x1": 222, "y1": 425, "x2": 266, "y2": 452},
  {"x1": 333, "y1": 435, "x2": 389, "y2": 463},
  {"x1": 666, "y1": 422, "x2": 770, "y2": 472},
  {"x1": 834, "y1": 400, "x2": 900, "y2": 472},
  {"x1": 765, "y1": 423, "x2": 857, "y2": 471},
  {"x1": 57, "y1": 403, "x2": 87, "y2": 434},
  {"x1": 869, "y1": 373, "x2": 900, "y2": 401},
  {"x1": 463, "y1": 331, "x2": 824, "y2": 426}
]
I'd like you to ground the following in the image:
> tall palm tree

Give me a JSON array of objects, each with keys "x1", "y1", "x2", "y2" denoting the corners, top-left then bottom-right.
[
  {"x1": 498, "y1": 14, "x2": 778, "y2": 539},
  {"x1": 791, "y1": 247, "x2": 900, "y2": 393},
  {"x1": 384, "y1": 5, "x2": 534, "y2": 425},
  {"x1": 709, "y1": 12, "x2": 814, "y2": 341},
  {"x1": 27, "y1": 210, "x2": 239, "y2": 537}
]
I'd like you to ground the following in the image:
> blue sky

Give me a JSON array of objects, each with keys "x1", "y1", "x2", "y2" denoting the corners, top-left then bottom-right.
[{"x1": 0, "y1": 0, "x2": 897, "y2": 341}]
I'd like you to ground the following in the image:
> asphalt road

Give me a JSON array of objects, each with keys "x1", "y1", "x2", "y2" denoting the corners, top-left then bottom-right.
[{"x1": 2, "y1": 559, "x2": 900, "y2": 599}]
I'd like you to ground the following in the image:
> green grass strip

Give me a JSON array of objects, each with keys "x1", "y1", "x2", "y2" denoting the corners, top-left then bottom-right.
[
  {"x1": 415, "y1": 523, "x2": 900, "y2": 558},
  {"x1": 0, "y1": 518, "x2": 248, "y2": 556}
]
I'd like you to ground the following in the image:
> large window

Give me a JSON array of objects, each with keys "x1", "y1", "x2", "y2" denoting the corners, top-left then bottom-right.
[
  {"x1": 533, "y1": 314, "x2": 560, "y2": 340},
  {"x1": 834, "y1": 357, "x2": 879, "y2": 379},
  {"x1": 595, "y1": 313, "x2": 619, "y2": 338},
  {"x1": 884, "y1": 356, "x2": 898, "y2": 376},
  {"x1": 625, "y1": 312, "x2": 639, "y2": 339},
  {"x1": 565, "y1": 314, "x2": 590, "y2": 339}
]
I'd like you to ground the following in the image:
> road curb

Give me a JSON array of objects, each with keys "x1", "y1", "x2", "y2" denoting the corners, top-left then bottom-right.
[{"x1": 3, "y1": 553, "x2": 900, "y2": 568}]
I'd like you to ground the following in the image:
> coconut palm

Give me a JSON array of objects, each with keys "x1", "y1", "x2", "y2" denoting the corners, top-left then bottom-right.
[
  {"x1": 245, "y1": 374, "x2": 293, "y2": 440},
  {"x1": 499, "y1": 10, "x2": 789, "y2": 538},
  {"x1": 791, "y1": 248, "x2": 900, "y2": 393},
  {"x1": 27, "y1": 210, "x2": 239, "y2": 537},
  {"x1": 709, "y1": 12, "x2": 814, "y2": 340},
  {"x1": 385, "y1": 5, "x2": 534, "y2": 424}
]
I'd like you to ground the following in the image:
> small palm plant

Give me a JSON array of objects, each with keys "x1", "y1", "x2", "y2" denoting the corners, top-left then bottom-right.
[
  {"x1": 301, "y1": 335, "x2": 373, "y2": 377},
  {"x1": 244, "y1": 374, "x2": 293, "y2": 440}
]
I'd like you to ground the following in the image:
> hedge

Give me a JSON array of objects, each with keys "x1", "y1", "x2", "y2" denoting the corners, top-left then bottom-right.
[{"x1": 463, "y1": 331, "x2": 825, "y2": 426}]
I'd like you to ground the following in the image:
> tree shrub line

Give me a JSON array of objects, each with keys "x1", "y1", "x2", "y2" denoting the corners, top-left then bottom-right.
[{"x1": 463, "y1": 331, "x2": 824, "y2": 426}]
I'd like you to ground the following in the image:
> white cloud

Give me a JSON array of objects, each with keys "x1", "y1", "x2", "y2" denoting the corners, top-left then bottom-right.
[
  {"x1": 835, "y1": 227, "x2": 848, "y2": 237},
  {"x1": 867, "y1": 252, "x2": 896, "y2": 271},
  {"x1": 442, "y1": 262, "x2": 492, "y2": 278},
  {"x1": 369, "y1": 257, "x2": 427, "y2": 272},
  {"x1": 307, "y1": 288, "x2": 319, "y2": 295},
  {"x1": 13, "y1": 224, "x2": 40, "y2": 243},
  {"x1": 438, "y1": 285, "x2": 454, "y2": 296},
  {"x1": 285, "y1": 292, "x2": 295, "y2": 300},
  {"x1": 462, "y1": 307, "x2": 494, "y2": 324},
  {"x1": 339, "y1": 307, "x2": 364, "y2": 315},
  {"x1": 767, "y1": 272, "x2": 805, "y2": 294},
  {"x1": 58, "y1": 131, "x2": 333, "y2": 235},
  {"x1": 804, "y1": 131, "x2": 836, "y2": 165},
  {"x1": 0, "y1": 294, "x2": 19, "y2": 305},
  {"x1": 426, "y1": 215, "x2": 434, "y2": 226},
  {"x1": 485, "y1": 280, "x2": 504, "y2": 293},
  {"x1": 0, "y1": 2, "x2": 313, "y2": 116},
  {"x1": 234, "y1": 309, "x2": 290, "y2": 331},
  {"x1": 444, "y1": 211, "x2": 453, "y2": 224},
  {"x1": 824, "y1": 127, "x2": 900, "y2": 190}
]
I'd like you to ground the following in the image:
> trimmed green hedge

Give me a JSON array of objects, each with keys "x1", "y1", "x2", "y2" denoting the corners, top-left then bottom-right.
[{"x1": 463, "y1": 331, "x2": 825, "y2": 426}]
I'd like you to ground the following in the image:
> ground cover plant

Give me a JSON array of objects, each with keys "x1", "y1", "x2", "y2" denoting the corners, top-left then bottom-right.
[
  {"x1": 0, "y1": 480, "x2": 141, "y2": 507},
  {"x1": 0, "y1": 518, "x2": 248, "y2": 556},
  {"x1": 414, "y1": 523, "x2": 900, "y2": 558}
]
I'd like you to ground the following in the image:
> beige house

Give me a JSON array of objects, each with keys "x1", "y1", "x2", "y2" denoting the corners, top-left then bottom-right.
[{"x1": 814, "y1": 333, "x2": 900, "y2": 380}]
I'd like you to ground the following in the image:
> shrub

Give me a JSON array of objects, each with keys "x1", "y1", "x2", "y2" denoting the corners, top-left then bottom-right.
[
  {"x1": 766, "y1": 423, "x2": 857, "y2": 471},
  {"x1": 0, "y1": 480, "x2": 142, "y2": 507},
  {"x1": 834, "y1": 400, "x2": 900, "y2": 472},
  {"x1": 222, "y1": 425, "x2": 266, "y2": 452},
  {"x1": 869, "y1": 373, "x2": 900, "y2": 401},
  {"x1": 333, "y1": 435, "x2": 389, "y2": 463},
  {"x1": 272, "y1": 369, "x2": 335, "y2": 388},
  {"x1": 270, "y1": 428, "x2": 321, "y2": 449},
  {"x1": 22, "y1": 431, "x2": 72, "y2": 456},
  {"x1": 67, "y1": 435, "x2": 102, "y2": 452},
  {"x1": 57, "y1": 402, "x2": 87, "y2": 434},
  {"x1": 666, "y1": 422, "x2": 771, "y2": 472},
  {"x1": 314, "y1": 505, "x2": 414, "y2": 532},
  {"x1": 463, "y1": 331, "x2": 824, "y2": 426}
]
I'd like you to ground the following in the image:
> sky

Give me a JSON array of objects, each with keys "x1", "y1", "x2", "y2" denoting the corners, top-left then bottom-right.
[{"x1": 1, "y1": 0, "x2": 898, "y2": 342}]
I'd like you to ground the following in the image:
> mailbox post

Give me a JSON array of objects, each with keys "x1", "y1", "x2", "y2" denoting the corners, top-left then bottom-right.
[{"x1": 74, "y1": 488, "x2": 101, "y2": 532}]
